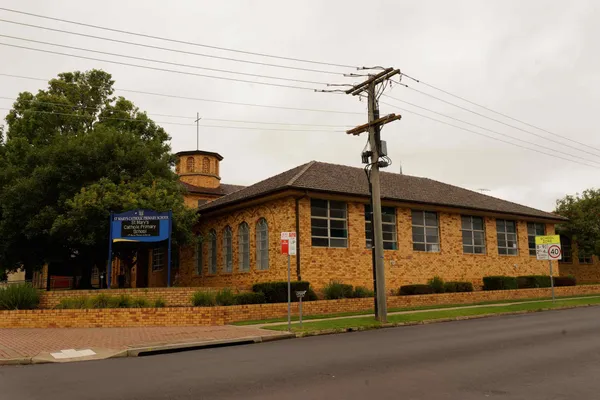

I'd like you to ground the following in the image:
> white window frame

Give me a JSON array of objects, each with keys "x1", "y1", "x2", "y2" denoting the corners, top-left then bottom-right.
[
  {"x1": 223, "y1": 226, "x2": 233, "y2": 273},
  {"x1": 365, "y1": 205, "x2": 397, "y2": 250},
  {"x1": 461, "y1": 215, "x2": 486, "y2": 254},
  {"x1": 411, "y1": 210, "x2": 440, "y2": 252},
  {"x1": 152, "y1": 248, "x2": 164, "y2": 271},
  {"x1": 497, "y1": 219, "x2": 518, "y2": 256},
  {"x1": 256, "y1": 218, "x2": 269, "y2": 270},
  {"x1": 238, "y1": 222, "x2": 250, "y2": 272},
  {"x1": 310, "y1": 199, "x2": 348, "y2": 248}
]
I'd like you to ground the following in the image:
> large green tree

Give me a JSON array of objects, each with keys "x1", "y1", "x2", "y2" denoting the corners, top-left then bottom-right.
[
  {"x1": 0, "y1": 70, "x2": 196, "y2": 286},
  {"x1": 555, "y1": 189, "x2": 600, "y2": 256}
]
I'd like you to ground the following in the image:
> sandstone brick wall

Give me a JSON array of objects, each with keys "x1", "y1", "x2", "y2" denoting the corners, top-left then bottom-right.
[
  {"x1": 3, "y1": 284, "x2": 599, "y2": 329},
  {"x1": 38, "y1": 287, "x2": 224, "y2": 309},
  {"x1": 559, "y1": 256, "x2": 600, "y2": 284}
]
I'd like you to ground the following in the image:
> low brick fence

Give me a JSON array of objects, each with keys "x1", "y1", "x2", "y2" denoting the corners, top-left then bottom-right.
[
  {"x1": 3, "y1": 284, "x2": 599, "y2": 329},
  {"x1": 38, "y1": 287, "x2": 228, "y2": 309}
]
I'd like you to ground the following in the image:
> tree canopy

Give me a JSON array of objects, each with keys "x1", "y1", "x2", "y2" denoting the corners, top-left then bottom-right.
[
  {"x1": 0, "y1": 70, "x2": 196, "y2": 284},
  {"x1": 555, "y1": 188, "x2": 600, "y2": 256}
]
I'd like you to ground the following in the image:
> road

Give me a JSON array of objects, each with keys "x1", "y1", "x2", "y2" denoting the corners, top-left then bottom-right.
[{"x1": 2, "y1": 307, "x2": 600, "y2": 400}]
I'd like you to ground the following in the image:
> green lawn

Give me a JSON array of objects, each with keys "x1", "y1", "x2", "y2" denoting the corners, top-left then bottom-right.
[
  {"x1": 232, "y1": 293, "x2": 600, "y2": 326},
  {"x1": 264, "y1": 296, "x2": 600, "y2": 333}
]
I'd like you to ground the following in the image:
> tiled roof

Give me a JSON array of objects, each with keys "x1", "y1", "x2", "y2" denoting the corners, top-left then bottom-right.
[
  {"x1": 198, "y1": 161, "x2": 565, "y2": 221},
  {"x1": 181, "y1": 182, "x2": 245, "y2": 196}
]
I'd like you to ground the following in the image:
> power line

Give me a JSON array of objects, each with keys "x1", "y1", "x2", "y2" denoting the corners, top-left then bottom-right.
[
  {"x1": 0, "y1": 72, "x2": 364, "y2": 115},
  {"x1": 0, "y1": 19, "x2": 345, "y2": 77},
  {"x1": 0, "y1": 42, "x2": 319, "y2": 91},
  {"x1": 383, "y1": 94, "x2": 600, "y2": 167},
  {"x1": 0, "y1": 107, "x2": 345, "y2": 132},
  {"x1": 379, "y1": 100, "x2": 600, "y2": 170},
  {"x1": 0, "y1": 95, "x2": 353, "y2": 127},
  {"x1": 392, "y1": 79, "x2": 600, "y2": 159},
  {"x1": 0, "y1": 34, "x2": 331, "y2": 85},
  {"x1": 401, "y1": 72, "x2": 600, "y2": 153},
  {"x1": 0, "y1": 7, "x2": 358, "y2": 69}
]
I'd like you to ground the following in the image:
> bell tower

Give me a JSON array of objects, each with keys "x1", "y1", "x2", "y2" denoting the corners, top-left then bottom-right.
[{"x1": 175, "y1": 150, "x2": 223, "y2": 189}]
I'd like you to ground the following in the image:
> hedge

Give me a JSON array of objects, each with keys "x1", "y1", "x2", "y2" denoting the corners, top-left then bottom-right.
[
  {"x1": 553, "y1": 276, "x2": 577, "y2": 287},
  {"x1": 234, "y1": 292, "x2": 267, "y2": 305},
  {"x1": 399, "y1": 284, "x2": 434, "y2": 296},
  {"x1": 517, "y1": 275, "x2": 552, "y2": 289},
  {"x1": 252, "y1": 281, "x2": 311, "y2": 303},
  {"x1": 443, "y1": 281, "x2": 474, "y2": 293},
  {"x1": 483, "y1": 276, "x2": 518, "y2": 291}
]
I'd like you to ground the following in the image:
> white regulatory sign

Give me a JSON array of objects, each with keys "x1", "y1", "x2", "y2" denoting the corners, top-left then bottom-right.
[{"x1": 535, "y1": 235, "x2": 562, "y2": 261}]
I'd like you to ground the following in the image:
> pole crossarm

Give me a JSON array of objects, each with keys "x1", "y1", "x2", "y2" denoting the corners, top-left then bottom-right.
[
  {"x1": 346, "y1": 113, "x2": 402, "y2": 135},
  {"x1": 346, "y1": 68, "x2": 401, "y2": 96}
]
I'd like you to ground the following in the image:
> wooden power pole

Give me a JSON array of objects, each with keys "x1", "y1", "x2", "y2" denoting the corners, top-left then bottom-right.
[{"x1": 346, "y1": 68, "x2": 401, "y2": 323}]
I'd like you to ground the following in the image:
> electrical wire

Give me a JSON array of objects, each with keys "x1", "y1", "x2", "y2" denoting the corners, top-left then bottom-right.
[
  {"x1": 0, "y1": 107, "x2": 345, "y2": 132},
  {"x1": 0, "y1": 19, "x2": 347, "y2": 76},
  {"x1": 401, "y1": 72, "x2": 600, "y2": 153},
  {"x1": 391, "y1": 79, "x2": 600, "y2": 158},
  {"x1": 0, "y1": 42, "x2": 319, "y2": 91},
  {"x1": 0, "y1": 33, "x2": 334, "y2": 85},
  {"x1": 0, "y1": 72, "x2": 364, "y2": 115},
  {"x1": 383, "y1": 94, "x2": 600, "y2": 167},
  {"x1": 0, "y1": 7, "x2": 358, "y2": 69},
  {"x1": 379, "y1": 100, "x2": 600, "y2": 170}
]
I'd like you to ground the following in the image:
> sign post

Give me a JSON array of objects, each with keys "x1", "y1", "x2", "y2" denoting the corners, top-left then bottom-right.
[
  {"x1": 296, "y1": 290, "x2": 307, "y2": 328},
  {"x1": 535, "y1": 235, "x2": 562, "y2": 302},
  {"x1": 281, "y1": 232, "x2": 296, "y2": 332}
]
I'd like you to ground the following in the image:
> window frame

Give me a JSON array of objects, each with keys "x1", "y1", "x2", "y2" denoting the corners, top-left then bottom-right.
[
  {"x1": 527, "y1": 222, "x2": 546, "y2": 256},
  {"x1": 186, "y1": 157, "x2": 195, "y2": 173},
  {"x1": 208, "y1": 230, "x2": 217, "y2": 274},
  {"x1": 365, "y1": 205, "x2": 397, "y2": 250},
  {"x1": 223, "y1": 226, "x2": 233, "y2": 273},
  {"x1": 411, "y1": 210, "x2": 440, "y2": 252},
  {"x1": 496, "y1": 219, "x2": 518, "y2": 256},
  {"x1": 152, "y1": 247, "x2": 165, "y2": 272},
  {"x1": 256, "y1": 218, "x2": 269, "y2": 270},
  {"x1": 195, "y1": 238, "x2": 203, "y2": 276},
  {"x1": 238, "y1": 222, "x2": 250, "y2": 272},
  {"x1": 202, "y1": 157, "x2": 210, "y2": 174},
  {"x1": 310, "y1": 199, "x2": 348, "y2": 248},
  {"x1": 461, "y1": 215, "x2": 486, "y2": 254}
]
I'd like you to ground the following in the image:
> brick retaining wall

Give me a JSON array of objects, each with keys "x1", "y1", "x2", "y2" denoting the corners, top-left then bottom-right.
[{"x1": 4, "y1": 285, "x2": 599, "y2": 329}]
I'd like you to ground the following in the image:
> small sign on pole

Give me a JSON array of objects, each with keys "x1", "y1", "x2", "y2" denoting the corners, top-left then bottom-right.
[
  {"x1": 281, "y1": 231, "x2": 296, "y2": 331},
  {"x1": 535, "y1": 235, "x2": 561, "y2": 302}
]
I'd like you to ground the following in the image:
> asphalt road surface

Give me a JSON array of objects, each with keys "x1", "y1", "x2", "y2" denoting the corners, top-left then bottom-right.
[{"x1": 2, "y1": 307, "x2": 600, "y2": 400}]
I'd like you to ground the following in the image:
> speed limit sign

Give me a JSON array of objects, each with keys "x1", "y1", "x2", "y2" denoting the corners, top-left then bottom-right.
[{"x1": 535, "y1": 235, "x2": 562, "y2": 261}]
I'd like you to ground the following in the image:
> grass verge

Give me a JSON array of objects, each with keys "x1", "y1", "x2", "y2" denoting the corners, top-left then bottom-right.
[
  {"x1": 263, "y1": 297, "x2": 600, "y2": 333},
  {"x1": 232, "y1": 293, "x2": 600, "y2": 326}
]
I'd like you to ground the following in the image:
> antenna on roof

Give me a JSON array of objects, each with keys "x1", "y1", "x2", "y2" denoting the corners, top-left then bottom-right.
[
  {"x1": 399, "y1": 162, "x2": 403, "y2": 175},
  {"x1": 478, "y1": 188, "x2": 490, "y2": 193}
]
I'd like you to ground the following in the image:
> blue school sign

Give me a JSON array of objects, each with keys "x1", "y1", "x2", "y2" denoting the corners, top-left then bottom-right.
[{"x1": 107, "y1": 209, "x2": 173, "y2": 288}]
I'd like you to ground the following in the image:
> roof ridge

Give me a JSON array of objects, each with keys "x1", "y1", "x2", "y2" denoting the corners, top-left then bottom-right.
[{"x1": 285, "y1": 160, "x2": 316, "y2": 186}]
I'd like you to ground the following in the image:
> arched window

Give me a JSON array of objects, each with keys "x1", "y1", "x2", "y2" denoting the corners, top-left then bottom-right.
[
  {"x1": 195, "y1": 236, "x2": 203, "y2": 276},
  {"x1": 208, "y1": 230, "x2": 217, "y2": 274},
  {"x1": 256, "y1": 218, "x2": 269, "y2": 270},
  {"x1": 202, "y1": 157, "x2": 210, "y2": 173},
  {"x1": 186, "y1": 157, "x2": 195, "y2": 173},
  {"x1": 238, "y1": 222, "x2": 250, "y2": 272},
  {"x1": 223, "y1": 226, "x2": 233, "y2": 273}
]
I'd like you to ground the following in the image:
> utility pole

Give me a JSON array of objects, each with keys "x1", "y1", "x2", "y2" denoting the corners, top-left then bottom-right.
[
  {"x1": 195, "y1": 112, "x2": 201, "y2": 150},
  {"x1": 346, "y1": 68, "x2": 401, "y2": 323}
]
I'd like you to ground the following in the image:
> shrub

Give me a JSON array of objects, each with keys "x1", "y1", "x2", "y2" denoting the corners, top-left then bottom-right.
[
  {"x1": 108, "y1": 294, "x2": 133, "y2": 308},
  {"x1": 443, "y1": 281, "x2": 474, "y2": 293},
  {"x1": 91, "y1": 293, "x2": 112, "y2": 309},
  {"x1": 517, "y1": 275, "x2": 552, "y2": 289},
  {"x1": 305, "y1": 288, "x2": 319, "y2": 301},
  {"x1": 252, "y1": 281, "x2": 311, "y2": 303},
  {"x1": 399, "y1": 284, "x2": 434, "y2": 296},
  {"x1": 234, "y1": 292, "x2": 266, "y2": 305},
  {"x1": 56, "y1": 296, "x2": 91, "y2": 309},
  {"x1": 483, "y1": 276, "x2": 518, "y2": 291},
  {"x1": 553, "y1": 276, "x2": 576, "y2": 287},
  {"x1": 215, "y1": 288, "x2": 236, "y2": 306},
  {"x1": 323, "y1": 281, "x2": 354, "y2": 300},
  {"x1": 428, "y1": 276, "x2": 446, "y2": 294},
  {"x1": 154, "y1": 298, "x2": 167, "y2": 308},
  {"x1": 191, "y1": 291, "x2": 216, "y2": 307},
  {"x1": 131, "y1": 297, "x2": 150, "y2": 308},
  {"x1": 352, "y1": 286, "x2": 375, "y2": 298},
  {"x1": 0, "y1": 283, "x2": 40, "y2": 310}
]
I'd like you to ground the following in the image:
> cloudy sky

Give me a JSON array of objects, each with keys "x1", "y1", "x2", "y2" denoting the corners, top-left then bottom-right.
[{"x1": 0, "y1": 0, "x2": 598, "y2": 212}]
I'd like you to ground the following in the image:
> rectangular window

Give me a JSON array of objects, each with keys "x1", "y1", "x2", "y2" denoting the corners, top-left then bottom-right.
[
  {"x1": 461, "y1": 216, "x2": 486, "y2": 254},
  {"x1": 527, "y1": 222, "x2": 546, "y2": 256},
  {"x1": 311, "y1": 199, "x2": 348, "y2": 248},
  {"x1": 412, "y1": 210, "x2": 440, "y2": 252},
  {"x1": 152, "y1": 248, "x2": 164, "y2": 272},
  {"x1": 208, "y1": 231, "x2": 217, "y2": 274},
  {"x1": 365, "y1": 205, "x2": 397, "y2": 250},
  {"x1": 560, "y1": 237, "x2": 572, "y2": 263},
  {"x1": 497, "y1": 220, "x2": 518, "y2": 255},
  {"x1": 195, "y1": 241, "x2": 203, "y2": 275},
  {"x1": 579, "y1": 252, "x2": 593, "y2": 264}
]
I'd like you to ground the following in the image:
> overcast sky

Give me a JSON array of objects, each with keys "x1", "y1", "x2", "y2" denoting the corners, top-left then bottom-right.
[{"x1": 1, "y1": 0, "x2": 598, "y2": 212}]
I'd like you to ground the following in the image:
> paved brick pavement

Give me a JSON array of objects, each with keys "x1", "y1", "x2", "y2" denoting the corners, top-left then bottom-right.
[{"x1": 0, "y1": 326, "x2": 284, "y2": 359}]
